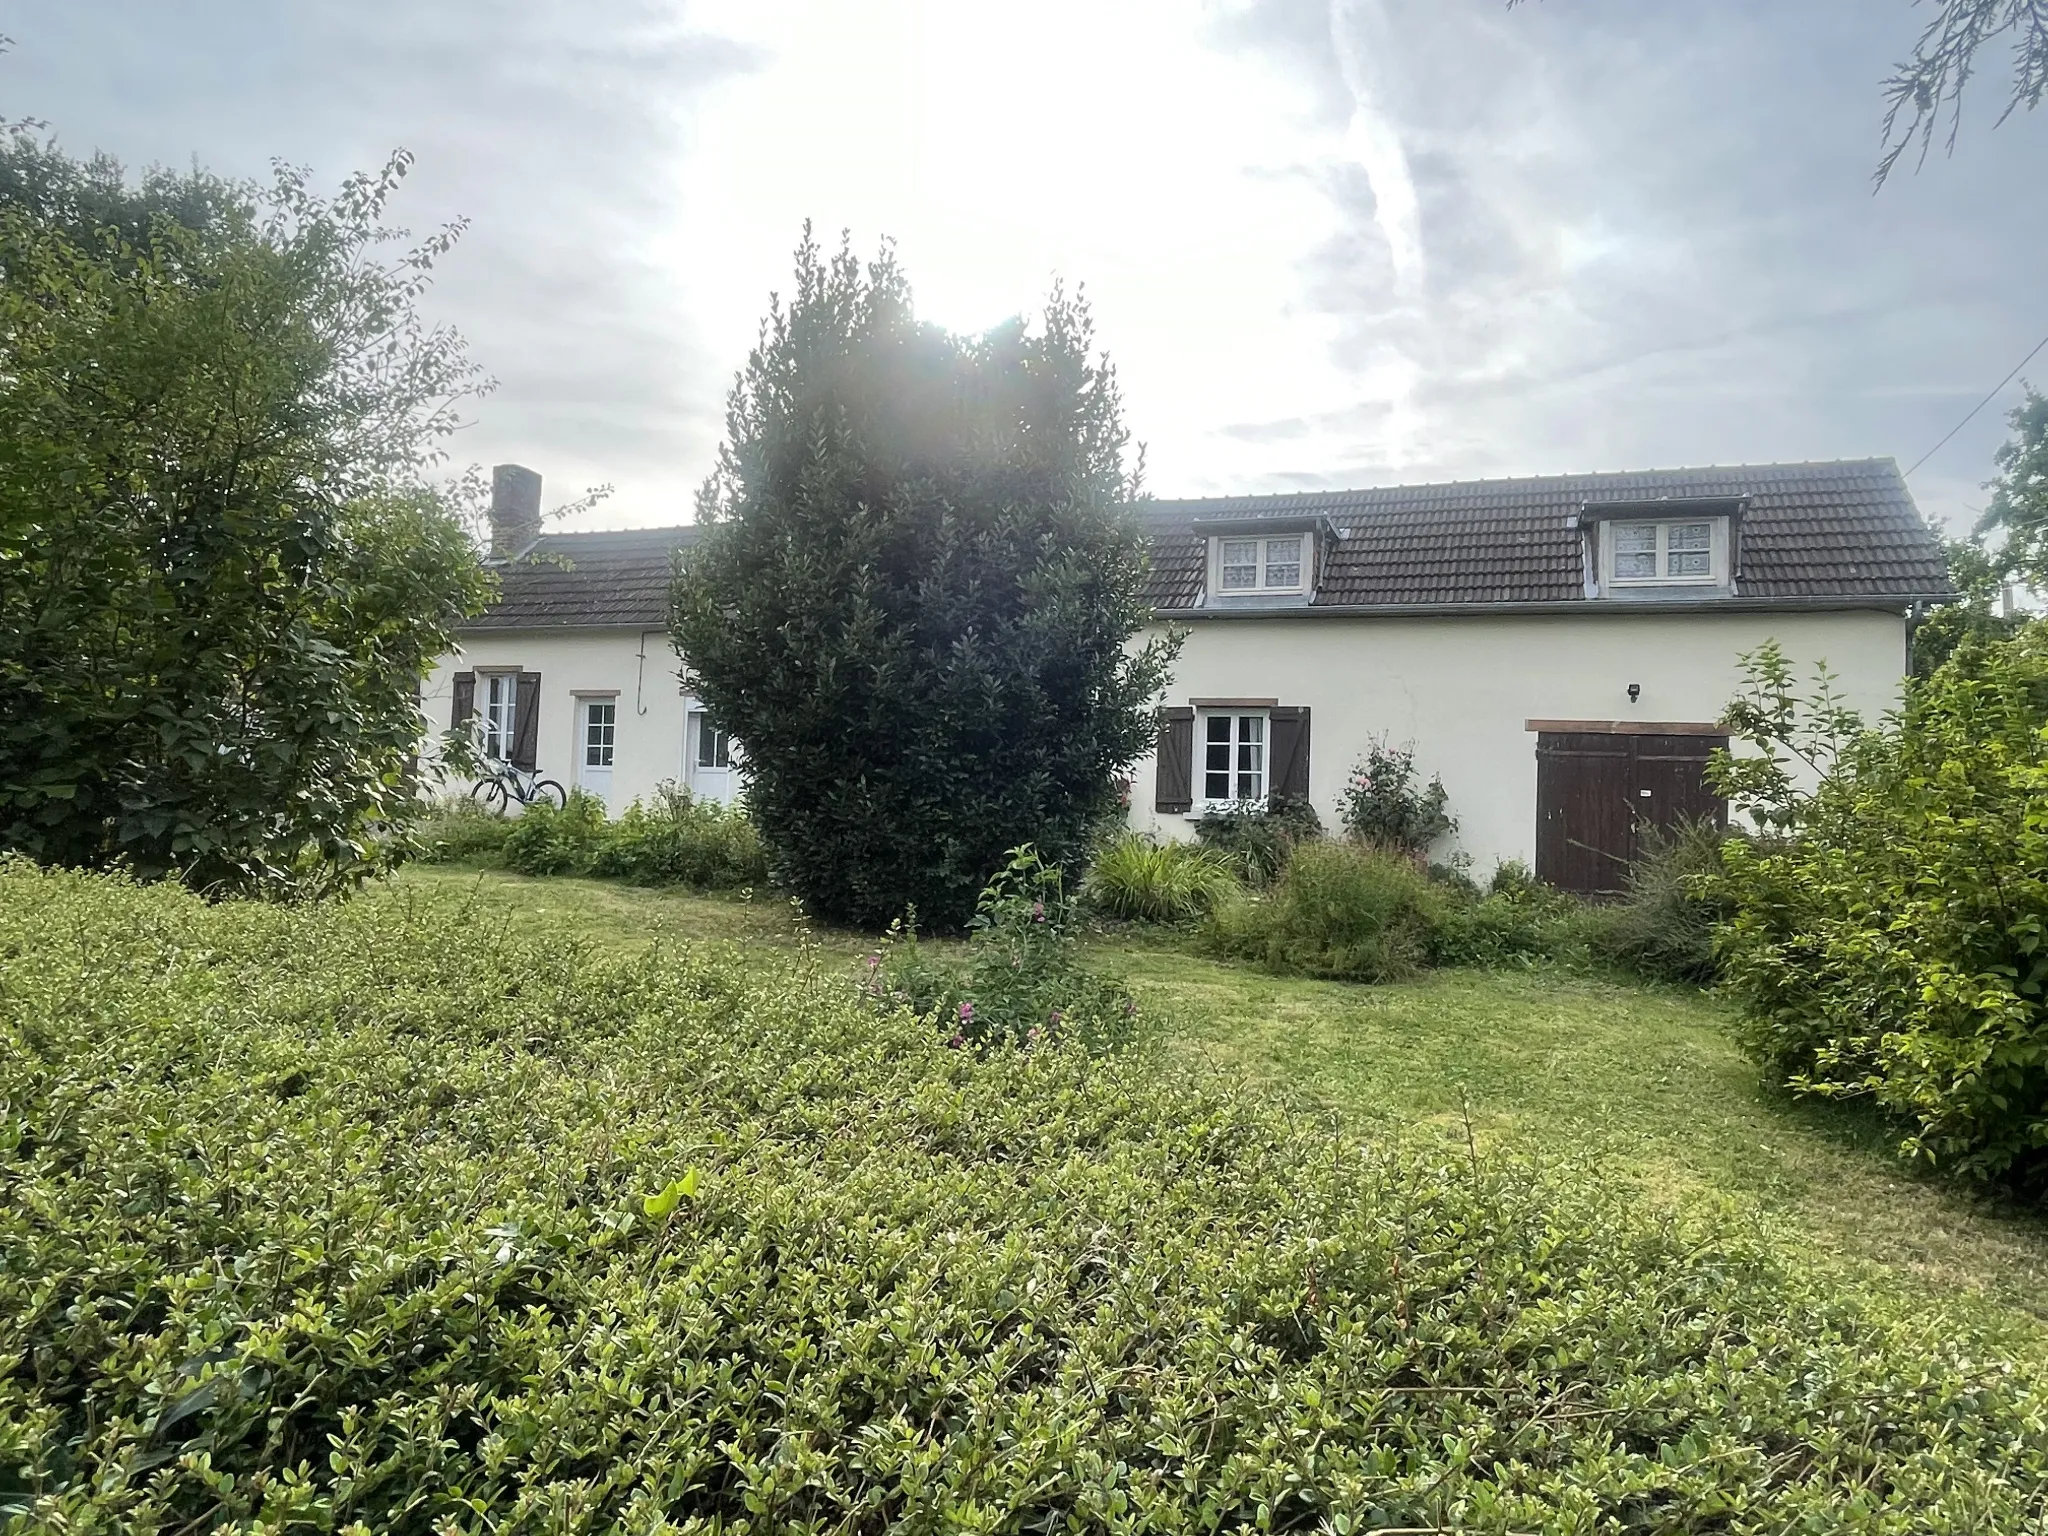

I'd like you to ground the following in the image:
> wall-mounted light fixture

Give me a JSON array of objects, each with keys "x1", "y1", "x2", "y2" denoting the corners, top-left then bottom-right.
[{"x1": 1627, "y1": 682, "x2": 1642, "y2": 704}]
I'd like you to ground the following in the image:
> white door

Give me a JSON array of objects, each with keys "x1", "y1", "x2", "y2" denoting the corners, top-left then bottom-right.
[
  {"x1": 576, "y1": 697, "x2": 615, "y2": 808},
  {"x1": 686, "y1": 708, "x2": 736, "y2": 804}
]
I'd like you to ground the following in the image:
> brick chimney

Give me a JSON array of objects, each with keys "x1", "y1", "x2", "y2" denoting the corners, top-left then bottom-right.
[{"x1": 488, "y1": 464, "x2": 543, "y2": 560}]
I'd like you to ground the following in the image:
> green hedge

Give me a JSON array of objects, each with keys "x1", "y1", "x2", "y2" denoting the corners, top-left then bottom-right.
[
  {"x1": 418, "y1": 784, "x2": 768, "y2": 891},
  {"x1": 4, "y1": 861, "x2": 2046, "y2": 1531}
]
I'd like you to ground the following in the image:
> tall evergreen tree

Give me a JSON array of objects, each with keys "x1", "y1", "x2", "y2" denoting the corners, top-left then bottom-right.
[{"x1": 670, "y1": 232, "x2": 1178, "y2": 929}]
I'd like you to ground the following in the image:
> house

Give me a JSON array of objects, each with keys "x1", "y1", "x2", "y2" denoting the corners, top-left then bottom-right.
[
  {"x1": 422, "y1": 466, "x2": 732, "y2": 811},
  {"x1": 425, "y1": 457, "x2": 1951, "y2": 893},
  {"x1": 1127, "y1": 459, "x2": 1950, "y2": 891}
]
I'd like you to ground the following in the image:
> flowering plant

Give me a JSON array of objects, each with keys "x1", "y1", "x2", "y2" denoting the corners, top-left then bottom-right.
[
  {"x1": 866, "y1": 845, "x2": 1141, "y2": 1051},
  {"x1": 1339, "y1": 738, "x2": 1455, "y2": 855}
]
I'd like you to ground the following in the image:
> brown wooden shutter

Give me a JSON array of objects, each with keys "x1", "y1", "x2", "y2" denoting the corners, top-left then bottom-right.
[
  {"x1": 1269, "y1": 706, "x2": 1311, "y2": 800},
  {"x1": 511, "y1": 672, "x2": 541, "y2": 770},
  {"x1": 1155, "y1": 708, "x2": 1195, "y2": 814},
  {"x1": 451, "y1": 671, "x2": 475, "y2": 729}
]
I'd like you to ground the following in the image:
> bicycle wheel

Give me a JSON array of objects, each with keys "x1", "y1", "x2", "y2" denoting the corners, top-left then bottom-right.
[
  {"x1": 531, "y1": 779, "x2": 568, "y2": 809},
  {"x1": 471, "y1": 777, "x2": 510, "y2": 814}
]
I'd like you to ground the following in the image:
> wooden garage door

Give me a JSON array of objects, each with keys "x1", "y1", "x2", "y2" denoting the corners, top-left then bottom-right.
[{"x1": 1534, "y1": 729, "x2": 1727, "y2": 897}]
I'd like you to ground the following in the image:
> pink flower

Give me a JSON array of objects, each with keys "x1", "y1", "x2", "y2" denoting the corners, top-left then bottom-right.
[
  {"x1": 1032, "y1": 901, "x2": 1045, "y2": 922},
  {"x1": 1027, "y1": 1026, "x2": 1042, "y2": 1043},
  {"x1": 864, "y1": 952, "x2": 881, "y2": 970},
  {"x1": 1048, "y1": 1010, "x2": 1063, "y2": 1026},
  {"x1": 948, "y1": 1032, "x2": 965, "y2": 1048},
  {"x1": 957, "y1": 1001, "x2": 974, "y2": 1023}
]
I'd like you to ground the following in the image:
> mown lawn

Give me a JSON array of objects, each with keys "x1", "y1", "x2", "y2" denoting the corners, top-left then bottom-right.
[{"x1": 393, "y1": 864, "x2": 2048, "y2": 1340}]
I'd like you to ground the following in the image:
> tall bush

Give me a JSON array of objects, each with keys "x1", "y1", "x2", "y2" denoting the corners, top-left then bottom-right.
[
  {"x1": 1710, "y1": 631, "x2": 2048, "y2": 1183},
  {"x1": 0, "y1": 134, "x2": 491, "y2": 895},
  {"x1": 668, "y1": 232, "x2": 1179, "y2": 930}
]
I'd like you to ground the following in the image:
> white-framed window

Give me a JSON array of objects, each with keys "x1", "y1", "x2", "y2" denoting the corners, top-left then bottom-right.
[
  {"x1": 582, "y1": 699, "x2": 616, "y2": 768},
  {"x1": 1201, "y1": 710, "x2": 1267, "y2": 804},
  {"x1": 1605, "y1": 519, "x2": 1724, "y2": 586},
  {"x1": 696, "y1": 717, "x2": 732, "y2": 770},
  {"x1": 1215, "y1": 534, "x2": 1307, "y2": 594},
  {"x1": 480, "y1": 673, "x2": 518, "y2": 761}
]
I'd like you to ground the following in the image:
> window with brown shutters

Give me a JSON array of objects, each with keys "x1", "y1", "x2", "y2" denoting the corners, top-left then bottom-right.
[
  {"x1": 1154, "y1": 708, "x2": 1195, "y2": 813},
  {"x1": 1269, "y1": 706, "x2": 1311, "y2": 800},
  {"x1": 511, "y1": 672, "x2": 542, "y2": 770},
  {"x1": 451, "y1": 671, "x2": 476, "y2": 731}
]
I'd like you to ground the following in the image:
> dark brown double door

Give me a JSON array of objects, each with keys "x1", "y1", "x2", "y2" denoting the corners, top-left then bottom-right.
[{"x1": 1534, "y1": 727, "x2": 1727, "y2": 897}]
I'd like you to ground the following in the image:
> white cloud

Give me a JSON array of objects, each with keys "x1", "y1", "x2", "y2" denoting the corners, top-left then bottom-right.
[{"x1": 10, "y1": 0, "x2": 2048, "y2": 529}]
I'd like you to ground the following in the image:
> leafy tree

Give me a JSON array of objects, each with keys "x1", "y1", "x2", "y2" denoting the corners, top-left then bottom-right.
[
  {"x1": 1977, "y1": 386, "x2": 2048, "y2": 588},
  {"x1": 669, "y1": 231, "x2": 1178, "y2": 929},
  {"x1": 1910, "y1": 531, "x2": 2019, "y2": 675},
  {"x1": 0, "y1": 133, "x2": 493, "y2": 895},
  {"x1": 1506, "y1": 0, "x2": 2045, "y2": 183},
  {"x1": 1879, "y1": 0, "x2": 2048, "y2": 184}
]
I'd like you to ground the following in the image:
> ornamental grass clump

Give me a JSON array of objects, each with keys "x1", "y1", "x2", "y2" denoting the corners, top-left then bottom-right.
[
  {"x1": 1205, "y1": 838, "x2": 1448, "y2": 982},
  {"x1": 5, "y1": 859, "x2": 2048, "y2": 1532},
  {"x1": 1082, "y1": 832, "x2": 1240, "y2": 922}
]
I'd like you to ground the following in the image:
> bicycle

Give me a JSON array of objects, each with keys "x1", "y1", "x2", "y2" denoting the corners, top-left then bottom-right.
[{"x1": 470, "y1": 759, "x2": 568, "y2": 814}]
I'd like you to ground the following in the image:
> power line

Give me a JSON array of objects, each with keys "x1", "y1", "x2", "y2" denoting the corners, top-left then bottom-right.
[{"x1": 1905, "y1": 327, "x2": 2048, "y2": 478}]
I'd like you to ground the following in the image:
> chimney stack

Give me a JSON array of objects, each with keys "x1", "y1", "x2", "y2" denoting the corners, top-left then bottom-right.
[{"x1": 488, "y1": 464, "x2": 543, "y2": 560}]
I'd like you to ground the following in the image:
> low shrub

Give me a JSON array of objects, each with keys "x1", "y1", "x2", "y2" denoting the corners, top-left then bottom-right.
[
  {"x1": 1429, "y1": 880, "x2": 1594, "y2": 970},
  {"x1": 1082, "y1": 832, "x2": 1239, "y2": 922},
  {"x1": 6, "y1": 859, "x2": 2047, "y2": 1531},
  {"x1": 1340, "y1": 737, "x2": 1455, "y2": 853},
  {"x1": 500, "y1": 786, "x2": 609, "y2": 875},
  {"x1": 1204, "y1": 839, "x2": 1447, "y2": 981},
  {"x1": 875, "y1": 845, "x2": 1138, "y2": 1048},
  {"x1": 495, "y1": 785, "x2": 765, "y2": 890},
  {"x1": 1585, "y1": 819, "x2": 1731, "y2": 985},
  {"x1": 1190, "y1": 793, "x2": 1322, "y2": 883},
  {"x1": 593, "y1": 783, "x2": 767, "y2": 889},
  {"x1": 410, "y1": 795, "x2": 514, "y2": 864}
]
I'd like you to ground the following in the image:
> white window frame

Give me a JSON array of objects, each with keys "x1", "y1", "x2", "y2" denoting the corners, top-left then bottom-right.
[
  {"x1": 1212, "y1": 533, "x2": 1309, "y2": 595},
  {"x1": 479, "y1": 672, "x2": 518, "y2": 762},
  {"x1": 581, "y1": 698, "x2": 616, "y2": 769},
  {"x1": 1199, "y1": 709, "x2": 1269, "y2": 807},
  {"x1": 1601, "y1": 517, "x2": 1727, "y2": 588},
  {"x1": 694, "y1": 713, "x2": 732, "y2": 770}
]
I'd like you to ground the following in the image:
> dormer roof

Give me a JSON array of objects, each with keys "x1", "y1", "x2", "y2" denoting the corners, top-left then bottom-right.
[{"x1": 1141, "y1": 458, "x2": 1951, "y2": 612}]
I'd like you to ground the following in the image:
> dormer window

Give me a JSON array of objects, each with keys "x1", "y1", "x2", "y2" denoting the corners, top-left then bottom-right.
[
  {"x1": 1216, "y1": 534, "x2": 1306, "y2": 595},
  {"x1": 1600, "y1": 516, "x2": 1728, "y2": 587}
]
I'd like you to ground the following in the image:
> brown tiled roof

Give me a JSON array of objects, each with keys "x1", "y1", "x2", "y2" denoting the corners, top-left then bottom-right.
[
  {"x1": 1140, "y1": 459, "x2": 1952, "y2": 610},
  {"x1": 468, "y1": 525, "x2": 700, "y2": 630},
  {"x1": 467, "y1": 460, "x2": 1952, "y2": 630}
]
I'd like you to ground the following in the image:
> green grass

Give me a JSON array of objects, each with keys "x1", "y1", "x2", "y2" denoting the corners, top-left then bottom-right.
[{"x1": 387, "y1": 864, "x2": 2048, "y2": 1339}]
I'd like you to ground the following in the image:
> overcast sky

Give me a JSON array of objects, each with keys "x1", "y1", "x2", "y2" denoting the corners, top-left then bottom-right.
[{"x1": 10, "y1": 1, "x2": 2044, "y2": 531}]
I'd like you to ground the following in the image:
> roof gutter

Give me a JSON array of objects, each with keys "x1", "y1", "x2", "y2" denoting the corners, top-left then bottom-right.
[{"x1": 1160, "y1": 594, "x2": 1955, "y2": 621}]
